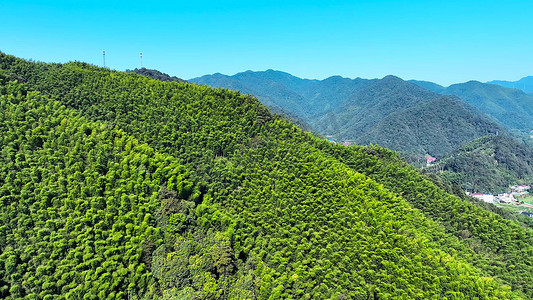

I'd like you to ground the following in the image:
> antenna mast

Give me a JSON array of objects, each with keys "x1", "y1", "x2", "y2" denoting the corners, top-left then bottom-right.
[
  {"x1": 102, "y1": 50, "x2": 106, "y2": 68},
  {"x1": 140, "y1": 52, "x2": 143, "y2": 68}
]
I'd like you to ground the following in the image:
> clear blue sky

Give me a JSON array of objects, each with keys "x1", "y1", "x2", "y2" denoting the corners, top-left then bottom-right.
[{"x1": 1, "y1": 0, "x2": 531, "y2": 86}]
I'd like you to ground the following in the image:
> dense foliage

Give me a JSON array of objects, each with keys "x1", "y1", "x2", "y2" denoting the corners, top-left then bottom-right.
[
  {"x1": 1, "y1": 52, "x2": 532, "y2": 299},
  {"x1": 316, "y1": 143, "x2": 533, "y2": 297},
  {"x1": 429, "y1": 135, "x2": 533, "y2": 193},
  {"x1": 0, "y1": 77, "x2": 196, "y2": 298}
]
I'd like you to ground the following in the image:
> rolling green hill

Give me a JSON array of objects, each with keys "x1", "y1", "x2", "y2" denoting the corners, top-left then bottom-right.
[{"x1": 1, "y1": 52, "x2": 532, "y2": 299}]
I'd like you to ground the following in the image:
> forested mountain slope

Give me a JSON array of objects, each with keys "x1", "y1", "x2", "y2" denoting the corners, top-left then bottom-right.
[
  {"x1": 444, "y1": 81, "x2": 533, "y2": 132},
  {"x1": 428, "y1": 134, "x2": 533, "y2": 193},
  {"x1": 313, "y1": 75, "x2": 440, "y2": 138},
  {"x1": 354, "y1": 96, "x2": 504, "y2": 158},
  {"x1": 314, "y1": 76, "x2": 504, "y2": 160},
  {"x1": 0, "y1": 76, "x2": 196, "y2": 298},
  {"x1": 410, "y1": 79, "x2": 533, "y2": 133},
  {"x1": 1, "y1": 52, "x2": 532, "y2": 299}
]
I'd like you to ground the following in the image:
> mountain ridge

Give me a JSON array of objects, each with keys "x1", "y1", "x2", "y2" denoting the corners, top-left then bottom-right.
[
  {"x1": 489, "y1": 75, "x2": 533, "y2": 94},
  {"x1": 127, "y1": 67, "x2": 187, "y2": 83}
]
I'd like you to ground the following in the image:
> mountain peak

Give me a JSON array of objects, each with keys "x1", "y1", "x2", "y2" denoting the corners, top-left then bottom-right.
[
  {"x1": 380, "y1": 75, "x2": 406, "y2": 82},
  {"x1": 382, "y1": 74, "x2": 403, "y2": 81}
]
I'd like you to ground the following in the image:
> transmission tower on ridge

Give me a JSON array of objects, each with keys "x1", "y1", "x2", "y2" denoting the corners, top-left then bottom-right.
[
  {"x1": 102, "y1": 50, "x2": 106, "y2": 68},
  {"x1": 140, "y1": 52, "x2": 143, "y2": 68}
]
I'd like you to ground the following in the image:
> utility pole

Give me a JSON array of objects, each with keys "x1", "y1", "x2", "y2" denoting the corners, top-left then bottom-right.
[
  {"x1": 102, "y1": 50, "x2": 106, "y2": 68},
  {"x1": 139, "y1": 52, "x2": 143, "y2": 68}
]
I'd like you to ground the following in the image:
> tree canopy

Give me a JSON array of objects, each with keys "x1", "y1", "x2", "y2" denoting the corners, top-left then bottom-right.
[{"x1": 0, "y1": 52, "x2": 531, "y2": 299}]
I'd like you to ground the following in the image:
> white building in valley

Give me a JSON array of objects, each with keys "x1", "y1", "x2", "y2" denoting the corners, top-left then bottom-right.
[{"x1": 468, "y1": 192, "x2": 494, "y2": 203}]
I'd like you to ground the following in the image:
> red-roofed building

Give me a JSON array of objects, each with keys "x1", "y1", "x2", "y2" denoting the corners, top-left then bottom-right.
[{"x1": 426, "y1": 156, "x2": 436, "y2": 166}]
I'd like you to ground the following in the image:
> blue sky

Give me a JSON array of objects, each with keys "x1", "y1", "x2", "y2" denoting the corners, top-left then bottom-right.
[{"x1": 0, "y1": 0, "x2": 531, "y2": 85}]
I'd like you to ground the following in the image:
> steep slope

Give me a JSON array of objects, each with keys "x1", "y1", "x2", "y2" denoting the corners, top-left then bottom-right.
[
  {"x1": 429, "y1": 135, "x2": 533, "y2": 193},
  {"x1": 318, "y1": 143, "x2": 533, "y2": 297},
  {"x1": 1, "y1": 53, "x2": 532, "y2": 299},
  {"x1": 0, "y1": 77, "x2": 196, "y2": 298},
  {"x1": 355, "y1": 96, "x2": 503, "y2": 158},
  {"x1": 443, "y1": 81, "x2": 533, "y2": 132},
  {"x1": 489, "y1": 76, "x2": 533, "y2": 94}
]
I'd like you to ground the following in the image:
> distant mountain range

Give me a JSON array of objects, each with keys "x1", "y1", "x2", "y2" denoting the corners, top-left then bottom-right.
[
  {"x1": 409, "y1": 80, "x2": 533, "y2": 132},
  {"x1": 488, "y1": 76, "x2": 533, "y2": 95},
  {"x1": 191, "y1": 71, "x2": 533, "y2": 191},
  {"x1": 192, "y1": 70, "x2": 375, "y2": 121},
  {"x1": 127, "y1": 67, "x2": 187, "y2": 83},
  {"x1": 313, "y1": 76, "x2": 503, "y2": 158},
  {"x1": 192, "y1": 71, "x2": 509, "y2": 157},
  {"x1": 410, "y1": 76, "x2": 533, "y2": 96}
]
